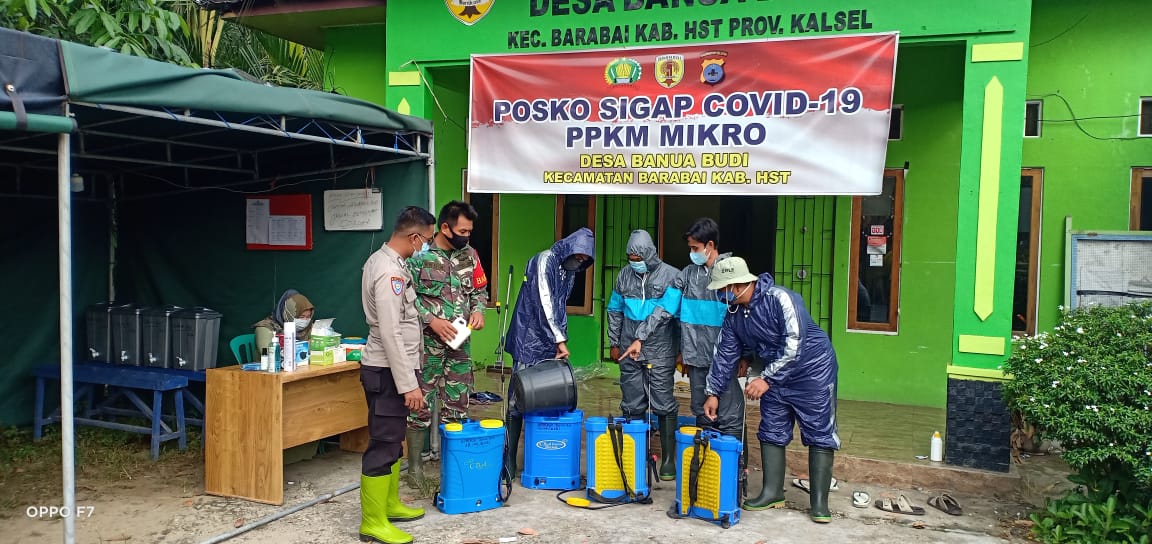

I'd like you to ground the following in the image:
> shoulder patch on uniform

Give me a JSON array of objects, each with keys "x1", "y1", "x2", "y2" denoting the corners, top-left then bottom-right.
[{"x1": 391, "y1": 277, "x2": 404, "y2": 295}]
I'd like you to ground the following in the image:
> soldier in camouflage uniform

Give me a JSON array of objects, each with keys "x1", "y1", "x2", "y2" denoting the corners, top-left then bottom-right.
[{"x1": 405, "y1": 200, "x2": 488, "y2": 478}]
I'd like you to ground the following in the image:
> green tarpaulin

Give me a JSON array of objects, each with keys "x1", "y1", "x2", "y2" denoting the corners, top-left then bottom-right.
[{"x1": 59, "y1": 40, "x2": 431, "y2": 134}]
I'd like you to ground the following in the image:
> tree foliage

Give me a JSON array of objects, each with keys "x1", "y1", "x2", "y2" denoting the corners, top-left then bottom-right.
[
  {"x1": 1, "y1": 0, "x2": 192, "y2": 64},
  {"x1": 1, "y1": 0, "x2": 326, "y2": 90}
]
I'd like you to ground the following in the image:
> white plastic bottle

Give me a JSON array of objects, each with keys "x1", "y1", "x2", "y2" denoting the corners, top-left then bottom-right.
[
  {"x1": 445, "y1": 316, "x2": 473, "y2": 350},
  {"x1": 260, "y1": 348, "x2": 269, "y2": 371},
  {"x1": 283, "y1": 326, "x2": 296, "y2": 372},
  {"x1": 930, "y1": 431, "x2": 944, "y2": 462}
]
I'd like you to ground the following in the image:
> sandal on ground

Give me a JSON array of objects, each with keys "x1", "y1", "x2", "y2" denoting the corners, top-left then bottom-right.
[
  {"x1": 928, "y1": 493, "x2": 963, "y2": 516},
  {"x1": 791, "y1": 477, "x2": 840, "y2": 493},
  {"x1": 874, "y1": 495, "x2": 925, "y2": 515},
  {"x1": 852, "y1": 491, "x2": 871, "y2": 508}
]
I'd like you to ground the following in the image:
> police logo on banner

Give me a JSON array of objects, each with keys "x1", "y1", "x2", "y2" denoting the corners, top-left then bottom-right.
[
  {"x1": 655, "y1": 54, "x2": 684, "y2": 89},
  {"x1": 700, "y1": 51, "x2": 728, "y2": 85},
  {"x1": 444, "y1": 0, "x2": 494, "y2": 26},
  {"x1": 604, "y1": 58, "x2": 642, "y2": 85},
  {"x1": 391, "y1": 277, "x2": 404, "y2": 296}
]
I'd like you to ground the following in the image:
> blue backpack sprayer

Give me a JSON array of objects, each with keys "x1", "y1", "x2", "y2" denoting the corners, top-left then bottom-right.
[
  {"x1": 433, "y1": 265, "x2": 516, "y2": 514},
  {"x1": 555, "y1": 356, "x2": 661, "y2": 510}
]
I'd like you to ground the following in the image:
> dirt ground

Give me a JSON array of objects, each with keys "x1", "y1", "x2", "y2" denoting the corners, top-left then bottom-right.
[{"x1": 2, "y1": 425, "x2": 1040, "y2": 544}]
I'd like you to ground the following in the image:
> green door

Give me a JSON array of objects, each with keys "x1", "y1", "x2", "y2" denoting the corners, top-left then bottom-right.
[
  {"x1": 599, "y1": 195, "x2": 659, "y2": 360},
  {"x1": 774, "y1": 196, "x2": 837, "y2": 331}
]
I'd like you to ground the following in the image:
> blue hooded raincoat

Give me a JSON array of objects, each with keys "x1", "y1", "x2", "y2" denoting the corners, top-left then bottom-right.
[
  {"x1": 505, "y1": 228, "x2": 596, "y2": 367},
  {"x1": 706, "y1": 273, "x2": 841, "y2": 449}
]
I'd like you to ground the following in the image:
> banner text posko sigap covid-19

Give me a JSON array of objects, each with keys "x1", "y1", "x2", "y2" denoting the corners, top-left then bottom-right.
[{"x1": 468, "y1": 33, "x2": 898, "y2": 195}]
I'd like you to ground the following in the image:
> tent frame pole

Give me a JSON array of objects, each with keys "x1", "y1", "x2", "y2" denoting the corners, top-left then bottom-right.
[
  {"x1": 71, "y1": 102, "x2": 428, "y2": 159},
  {"x1": 57, "y1": 127, "x2": 77, "y2": 544},
  {"x1": 427, "y1": 135, "x2": 436, "y2": 210}
]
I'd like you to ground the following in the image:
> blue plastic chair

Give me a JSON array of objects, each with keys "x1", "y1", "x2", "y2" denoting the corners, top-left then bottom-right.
[{"x1": 229, "y1": 334, "x2": 257, "y2": 364}]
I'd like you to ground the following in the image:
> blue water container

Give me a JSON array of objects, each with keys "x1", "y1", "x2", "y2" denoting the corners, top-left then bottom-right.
[
  {"x1": 673, "y1": 426, "x2": 743, "y2": 528},
  {"x1": 584, "y1": 416, "x2": 650, "y2": 503},
  {"x1": 522, "y1": 409, "x2": 583, "y2": 490},
  {"x1": 435, "y1": 419, "x2": 506, "y2": 514}
]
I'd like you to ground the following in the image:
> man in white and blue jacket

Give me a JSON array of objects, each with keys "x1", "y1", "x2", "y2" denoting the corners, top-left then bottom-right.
[
  {"x1": 502, "y1": 227, "x2": 595, "y2": 476},
  {"x1": 704, "y1": 257, "x2": 840, "y2": 524},
  {"x1": 608, "y1": 229, "x2": 682, "y2": 480},
  {"x1": 673, "y1": 218, "x2": 744, "y2": 437}
]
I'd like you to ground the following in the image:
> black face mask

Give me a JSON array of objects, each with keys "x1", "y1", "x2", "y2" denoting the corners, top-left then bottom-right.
[
  {"x1": 561, "y1": 256, "x2": 583, "y2": 271},
  {"x1": 443, "y1": 225, "x2": 470, "y2": 250}
]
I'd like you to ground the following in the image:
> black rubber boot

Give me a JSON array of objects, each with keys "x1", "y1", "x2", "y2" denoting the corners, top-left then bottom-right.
[
  {"x1": 658, "y1": 415, "x2": 678, "y2": 481},
  {"x1": 743, "y1": 442, "x2": 786, "y2": 510},
  {"x1": 809, "y1": 447, "x2": 835, "y2": 523},
  {"x1": 405, "y1": 428, "x2": 425, "y2": 479},
  {"x1": 504, "y1": 414, "x2": 523, "y2": 478}
]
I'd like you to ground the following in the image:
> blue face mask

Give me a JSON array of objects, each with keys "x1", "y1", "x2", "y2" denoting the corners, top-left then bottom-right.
[
  {"x1": 629, "y1": 261, "x2": 648, "y2": 274},
  {"x1": 411, "y1": 238, "x2": 430, "y2": 258},
  {"x1": 716, "y1": 289, "x2": 735, "y2": 304},
  {"x1": 689, "y1": 248, "x2": 710, "y2": 266}
]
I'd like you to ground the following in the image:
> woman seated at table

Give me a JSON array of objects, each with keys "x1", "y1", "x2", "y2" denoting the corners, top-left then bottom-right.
[{"x1": 253, "y1": 289, "x2": 316, "y2": 351}]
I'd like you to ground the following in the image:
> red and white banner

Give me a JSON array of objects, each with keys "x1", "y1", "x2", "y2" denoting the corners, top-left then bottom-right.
[{"x1": 468, "y1": 33, "x2": 897, "y2": 195}]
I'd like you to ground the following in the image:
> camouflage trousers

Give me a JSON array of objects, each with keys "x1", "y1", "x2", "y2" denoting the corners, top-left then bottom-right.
[{"x1": 407, "y1": 334, "x2": 473, "y2": 430}]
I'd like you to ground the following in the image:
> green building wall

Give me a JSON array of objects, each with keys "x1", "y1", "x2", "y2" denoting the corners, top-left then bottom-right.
[
  {"x1": 1024, "y1": 0, "x2": 1152, "y2": 332},
  {"x1": 314, "y1": 0, "x2": 1047, "y2": 408},
  {"x1": 832, "y1": 44, "x2": 966, "y2": 407}
]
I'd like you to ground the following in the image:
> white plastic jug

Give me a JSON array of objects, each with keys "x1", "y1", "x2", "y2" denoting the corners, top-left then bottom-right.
[{"x1": 445, "y1": 317, "x2": 472, "y2": 350}]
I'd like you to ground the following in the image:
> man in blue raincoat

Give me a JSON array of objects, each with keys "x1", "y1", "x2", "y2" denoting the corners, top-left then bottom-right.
[
  {"x1": 502, "y1": 227, "x2": 595, "y2": 476},
  {"x1": 608, "y1": 229, "x2": 682, "y2": 481},
  {"x1": 703, "y1": 257, "x2": 840, "y2": 524}
]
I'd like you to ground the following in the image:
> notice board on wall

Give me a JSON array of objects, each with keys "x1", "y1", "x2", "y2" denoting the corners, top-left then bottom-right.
[
  {"x1": 245, "y1": 194, "x2": 313, "y2": 250},
  {"x1": 323, "y1": 188, "x2": 383, "y2": 231}
]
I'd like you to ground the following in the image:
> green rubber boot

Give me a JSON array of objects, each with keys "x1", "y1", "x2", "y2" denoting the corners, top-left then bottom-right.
[
  {"x1": 385, "y1": 461, "x2": 424, "y2": 522},
  {"x1": 809, "y1": 447, "x2": 835, "y2": 523},
  {"x1": 743, "y1": 443, "x2": 787, "y2": 510},
  {"x1": 359, "y1": 474, "x2": 413, "y2": 544},
  {"x1": 504, "y1": 414, "x2": 523, "y2": 479},
  {"x1": 405, "y1": 428, "x2": 425, "y2": 480},
  {"x1": 658, "y1": 415, "x2": 678, "y2": 481}
]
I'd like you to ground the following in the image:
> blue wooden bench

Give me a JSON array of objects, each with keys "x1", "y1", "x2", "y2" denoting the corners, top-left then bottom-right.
[{"x1": 33, "y1": 363, "x2": 192, "y2": 460}]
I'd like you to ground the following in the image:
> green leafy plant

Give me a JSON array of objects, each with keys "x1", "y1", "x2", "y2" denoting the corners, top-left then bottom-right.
[
  {"x1": 1, "y1": 1, "x2": 326, "y2": 89},
  {"x1": 0, "y1": 0, "x2": 192, "y2": 64},
  {"x1": 1003, "y1": 302, "x2": 1152, "y2": 543}
]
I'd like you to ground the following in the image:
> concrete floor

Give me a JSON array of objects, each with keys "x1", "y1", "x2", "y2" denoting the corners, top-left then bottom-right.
[
  {"x1": 161, "y1": 450, "x2": 1020, "y2": 544},
  {"x1": 11, "y1": 370, "x2": 1040, "y2": 544}
]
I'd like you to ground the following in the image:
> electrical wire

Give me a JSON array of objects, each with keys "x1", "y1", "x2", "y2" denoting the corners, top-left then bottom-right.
[
  {"x1": 400, "y1": 60, "x2": 470, "y2": 132},
  {"x1": 1030, "y1": 11, "x2": 1091, "y2": 48},
  {"x1": 1031, "y1": 93, "x2": 1148, "y2": 141}
]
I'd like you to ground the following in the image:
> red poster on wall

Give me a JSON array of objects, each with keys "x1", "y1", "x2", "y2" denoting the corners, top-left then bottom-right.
[{"x1": 245, "y1": 194, "x2": 313, "y2": 250}]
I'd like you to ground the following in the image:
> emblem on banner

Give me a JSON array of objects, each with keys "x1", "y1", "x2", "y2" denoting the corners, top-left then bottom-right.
[
  {"x1": 699, "y1": 51, "x2": 728, "y2": 85},
  {"x1": 654, "y1": 54, "x2": 685, "y2": 89},
  {"x1": 391, "y1": 277, "x2": 404, "y2": 296},
  {"x1": 444, "y1": 0, "x2": 494, "y2": 26},
  {"x1": 604, "y1": 58, "x2": 642, "y2": 85}
]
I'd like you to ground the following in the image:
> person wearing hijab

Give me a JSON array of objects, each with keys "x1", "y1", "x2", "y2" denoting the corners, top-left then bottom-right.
[
  {"x1": 253, "y1": 289, "x2": 315, "y2": 351},
  {"x1": 608, "y1": 229, "x2": 682, "y2": 481}
]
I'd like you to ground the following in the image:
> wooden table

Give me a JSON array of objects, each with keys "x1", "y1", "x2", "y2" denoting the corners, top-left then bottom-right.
[{"x1": 204, "y1": 361, "x2": 369, "y2": 505}]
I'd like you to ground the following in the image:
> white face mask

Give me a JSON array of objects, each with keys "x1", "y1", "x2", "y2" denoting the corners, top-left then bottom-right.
[{"x1": 294, "y1": 317, "x2": 312, "y2": 331}]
